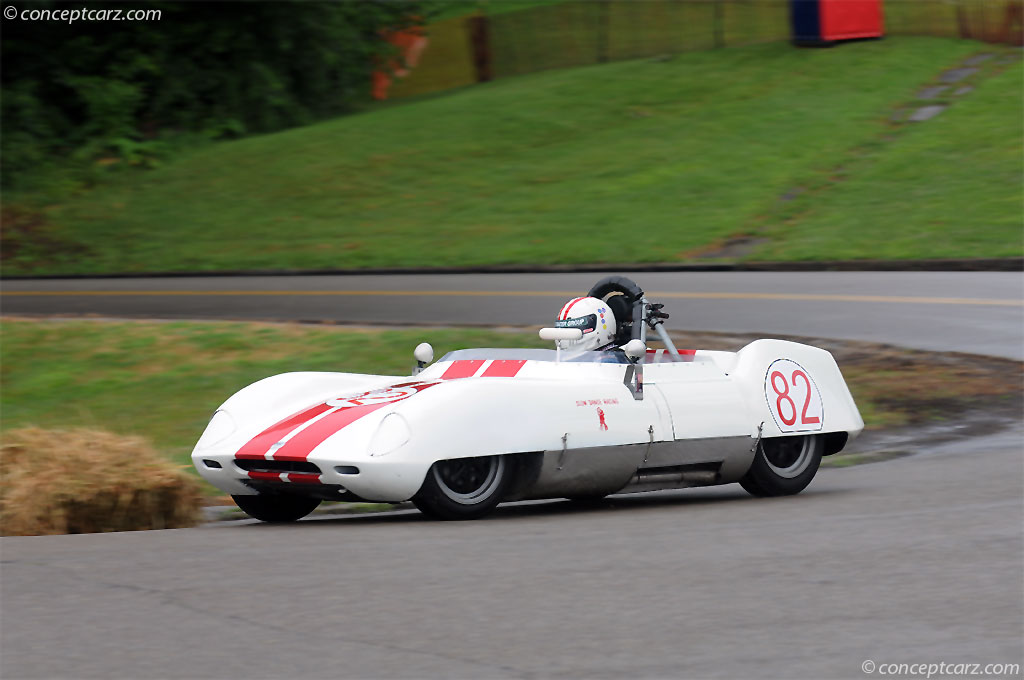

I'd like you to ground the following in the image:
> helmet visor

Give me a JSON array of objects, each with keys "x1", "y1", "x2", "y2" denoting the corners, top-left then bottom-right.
[{"x1": 555, "y1": 314, "x2": 597, "y2": 335}]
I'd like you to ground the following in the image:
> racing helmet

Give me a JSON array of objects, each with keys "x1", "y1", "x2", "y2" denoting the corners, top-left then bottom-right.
[{"x1": 554, "y1": 296, "x2": 616, "y2": 351}]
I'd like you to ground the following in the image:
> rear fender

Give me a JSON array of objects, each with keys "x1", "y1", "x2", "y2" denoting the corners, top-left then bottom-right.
[{"x1": 727, "y1": 340, "x2": 864, "y2": 447}]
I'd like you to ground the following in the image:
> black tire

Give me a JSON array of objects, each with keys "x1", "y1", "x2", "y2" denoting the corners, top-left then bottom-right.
[
  {"x1": 231, "y1": 493, "x2": 321, "y2": 522},
  {"x1": 412, "y1": 455, "x2": 513, "y2": 520},
  {"x1": 740, "y1": 435, "x2": 823, "y2": 497}
]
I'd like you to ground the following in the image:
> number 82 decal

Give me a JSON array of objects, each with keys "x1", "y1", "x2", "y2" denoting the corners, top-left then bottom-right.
[{"x1": 764, "y1": 359, "x2": 824, "y2": 432}]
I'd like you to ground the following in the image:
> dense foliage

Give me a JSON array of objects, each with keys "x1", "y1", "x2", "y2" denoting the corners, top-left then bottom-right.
[{"x1": 0, "y1": 1, "x2": 424, "y2": 187}]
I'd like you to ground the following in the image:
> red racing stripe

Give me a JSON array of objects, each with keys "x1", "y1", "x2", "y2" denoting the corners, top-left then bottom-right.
[
  {"x1": 645, "y1": 348, "x2": 698, "y2": 363},
  {"x1": 273, "y1": 402, "x2": 394, "y2": 461},
  {"x1": 271, "y1": 382, "x2": 438, "y2": 461},
  {"x1": 441, "y1": 360, "x2": 485, "y2": 380},
  {"x1": 559, "y1": 297, "x2": 585, "y2": 320},
  {"x1": 235, "y1": 403, "x2": 334, "y2": 460},
  {"x1": 481, "y1": 359, "x2": 527, "y2": 377}
]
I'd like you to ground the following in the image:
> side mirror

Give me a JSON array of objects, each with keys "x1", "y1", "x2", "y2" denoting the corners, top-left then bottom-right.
[
  {"x1": 413, "y1": 342, "x2": 433, "y2": 375},
  {"x1": 414, "y1": 343, "x2": 434, "y2": 364},
  {"x1": 539, "y1": 328, "x2": 584, "y2": 342},
  {"x1": 621, "y1": 339, "x2": 646, "y2": 360}
]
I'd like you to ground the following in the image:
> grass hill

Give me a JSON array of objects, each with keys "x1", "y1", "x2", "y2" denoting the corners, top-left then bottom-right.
[{"x1": 3, "y1": 37, "x2": 1020, "y2": 275}]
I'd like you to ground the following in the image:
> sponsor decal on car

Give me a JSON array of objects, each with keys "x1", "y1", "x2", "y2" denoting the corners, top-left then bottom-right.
[
  {"x1": 575, "y1": 398, "x2": 619, "y2": 407},
  {"x1": 555, "y1": 314, "x2": 597, "y2": 330}
]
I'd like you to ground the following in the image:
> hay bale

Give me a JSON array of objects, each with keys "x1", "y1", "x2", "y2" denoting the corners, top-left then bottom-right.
[{"x1": 0, "y1": 427, "x2": 203, "y2": 536}]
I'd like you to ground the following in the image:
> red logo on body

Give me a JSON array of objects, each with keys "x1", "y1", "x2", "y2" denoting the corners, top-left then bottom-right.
[{"x1": 597, "y1": 407, "x2": 608, "y2": 431}]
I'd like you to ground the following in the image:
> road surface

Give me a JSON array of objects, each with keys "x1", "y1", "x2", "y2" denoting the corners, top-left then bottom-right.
[
  {"x1": 3, "y1": 271, "x2": 1022, "y2": 359},
  {"x1": 2, "y1": 426, "x2": 1021, "y2": 679}
]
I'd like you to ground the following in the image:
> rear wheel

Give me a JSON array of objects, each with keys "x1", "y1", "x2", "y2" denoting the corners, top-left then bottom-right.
[
  {"x1": 740, "y1": 435, "x2": 822, "y2": 497},
  {"x1": 231, "y1": 493, "x2": 321, "y2": 522},
  {"x1": 412, "y1": 455, "x2": 512, "y2": 520}
]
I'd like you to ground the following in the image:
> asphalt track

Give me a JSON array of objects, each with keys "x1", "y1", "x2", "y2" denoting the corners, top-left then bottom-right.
[
  {"x1": 2, "y1": 428, "x2": 1021, "y2": 679},
  {"x1": 1, "y1": 271, "x2": 1023, "y2": 679},
  {"x1": 2, "y1": 271, "x2": 1022, "y2": 358}
]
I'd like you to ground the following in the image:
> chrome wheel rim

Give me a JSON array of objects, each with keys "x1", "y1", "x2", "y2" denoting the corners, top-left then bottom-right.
[
  {"x1": 763, "y1": 437, "x2": 814, "y2": 479},
  {"x1": 433, "y1": 456, "x2": 505, "y2": 505}
]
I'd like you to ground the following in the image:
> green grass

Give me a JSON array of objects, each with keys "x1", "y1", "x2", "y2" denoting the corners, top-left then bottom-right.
[
  {"x1": 3, "y1": 37, "x2": 1020, "y2": 274},
  {"x1": 429, "y1": 0, "x2": 565, "y2": 21},
  {"x1": 0, "y1": 319, "x2": 546, "y2": 470},
  {"x1": 755, "y1": 59, "x2": 1024, "y2": 260},
  {"x1": 3, "y1": 319, "x2": 1020, "y2": 490}
]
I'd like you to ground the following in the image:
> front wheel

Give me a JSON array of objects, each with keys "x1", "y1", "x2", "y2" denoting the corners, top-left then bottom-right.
[
  {"x1": 412, "y1": 455, "x2": 513, "y2": 520},
  {"x1": 740, "y1": 435, "x2": 822, "y2": 497},
  {"x1": 231, "y1": 493, "x2": 321, "y2": 522}
]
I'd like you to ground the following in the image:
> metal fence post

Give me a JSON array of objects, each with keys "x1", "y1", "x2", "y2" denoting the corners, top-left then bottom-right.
[
  {"x1": 1005, "y1": 0, "x2": 1024, "y2": 45},
  {"x1": 714, "y1": 0, "x2": 725, "y2": 48},
  {"x1": 597, "y1": 0, "x2": 610, "y2": 63},
  {"x1": 467, "y1": 15, "x2": 493, "y2": 83}
]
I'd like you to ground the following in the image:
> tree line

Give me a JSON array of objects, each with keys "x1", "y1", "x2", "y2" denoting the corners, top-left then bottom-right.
[{"x1": 1, "y1": 1, "x2": 428, "y2": 188}]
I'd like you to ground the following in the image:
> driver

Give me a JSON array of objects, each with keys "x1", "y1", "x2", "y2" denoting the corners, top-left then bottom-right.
[{"x1": 553, "y1": 297, "x2": 617, "y2": 352}]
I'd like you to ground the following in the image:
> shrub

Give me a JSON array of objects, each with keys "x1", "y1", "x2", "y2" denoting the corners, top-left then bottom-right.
[{"x1": 0, "y1": 427, "x2": 203, "y2": 535}]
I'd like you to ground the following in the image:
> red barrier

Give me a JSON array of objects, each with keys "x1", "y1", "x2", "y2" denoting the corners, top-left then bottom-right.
[
  {"x1": 791, "y1": 0, "x2": 883, "y2": 45},
  {"x1": 820, "y1": 0, "x2": 884, "y2": 41}
]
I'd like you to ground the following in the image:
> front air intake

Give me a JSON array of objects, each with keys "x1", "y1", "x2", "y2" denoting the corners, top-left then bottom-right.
[{"x1": 234, "y1": 459, "x2": 322, "y2": 475}]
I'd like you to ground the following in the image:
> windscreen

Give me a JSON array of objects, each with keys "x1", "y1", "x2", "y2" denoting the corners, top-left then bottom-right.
[{"x1": 439, "y1": 348, "x2": 630, "y2": 364}]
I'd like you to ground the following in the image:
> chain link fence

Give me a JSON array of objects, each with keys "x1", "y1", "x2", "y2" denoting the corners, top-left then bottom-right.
[{"x1": 386, "y1": 0, "x2": 1022, "y2": 98}]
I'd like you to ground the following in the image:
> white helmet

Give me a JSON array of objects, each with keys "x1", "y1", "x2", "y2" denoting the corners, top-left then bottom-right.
[{"x1": 554, "y1": 296, "x2": 616, "y2": 351}]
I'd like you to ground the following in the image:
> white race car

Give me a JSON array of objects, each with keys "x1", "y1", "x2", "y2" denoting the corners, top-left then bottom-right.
[{"x1": 193, "y1": 276, "x2": 864, "y2": 522}]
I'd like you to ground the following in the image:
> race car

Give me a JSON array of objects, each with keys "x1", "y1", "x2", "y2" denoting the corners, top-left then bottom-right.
[{"x1": 192, "y1": 276, "x2": 864, "y2": 522}]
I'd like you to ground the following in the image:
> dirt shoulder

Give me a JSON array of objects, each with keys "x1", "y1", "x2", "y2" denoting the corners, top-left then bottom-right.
[{"x1": 668, "y1": 330, "x2": 1023, "y2": 461}]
